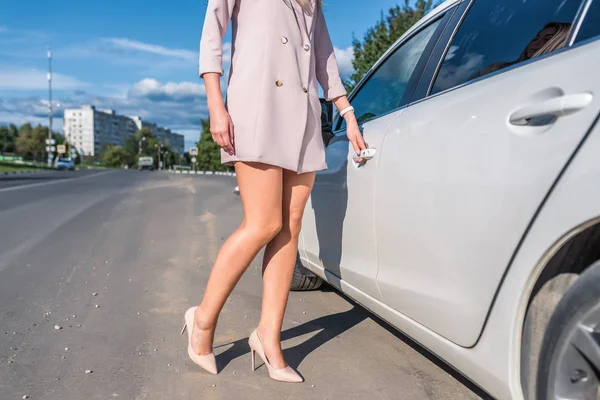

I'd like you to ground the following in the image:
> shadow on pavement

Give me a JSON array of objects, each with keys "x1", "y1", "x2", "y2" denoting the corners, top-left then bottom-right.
[{"x1": 214, "y1": 290, "x2": 491, "y2": 399}]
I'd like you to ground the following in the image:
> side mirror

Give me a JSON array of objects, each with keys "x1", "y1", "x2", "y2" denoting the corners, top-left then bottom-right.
[{"x1": 319, "y1": 98, "x2": 334, "y2": 146}]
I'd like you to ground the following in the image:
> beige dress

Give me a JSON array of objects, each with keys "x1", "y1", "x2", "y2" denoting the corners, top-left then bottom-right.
[{"x1": 199, "y1": 0, "x2": 347, "y2": 173}]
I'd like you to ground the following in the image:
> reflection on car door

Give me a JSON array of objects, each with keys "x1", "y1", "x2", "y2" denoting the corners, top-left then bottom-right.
[{"x1": 373, "y1": 0, "x2": 600, "y2": 347}]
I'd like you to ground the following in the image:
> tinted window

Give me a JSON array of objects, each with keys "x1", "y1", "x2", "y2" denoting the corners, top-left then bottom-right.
[
  {"x1": 431, "y1": 0, "x2": 582, "y2": 94},
  {"x1": 576, "y1": 0, "x2": 600, "y2": 43},
  {"x1": 340, "y1": 18, "x2": 442, "y2": 130}
]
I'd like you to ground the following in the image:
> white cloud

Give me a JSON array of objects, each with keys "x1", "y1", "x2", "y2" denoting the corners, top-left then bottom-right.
[
  {"x1": 334, "y1": 46, "x2": 354, "y2": 78},
  {"x1": 105, "y1": 38, "x2": 196, "y2": 61},
  {"x1": 128, "y1": 79, "x2": 205, "y2": 102},
  {"x1": 0, "y1": 67, "x2": 89, "y2": 90},
  {"x1": 0, "y1": 77, "x2": 209, "y2": 146}
]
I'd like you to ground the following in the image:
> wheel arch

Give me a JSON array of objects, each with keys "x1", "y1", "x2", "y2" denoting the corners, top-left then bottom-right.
[
  {"x1": 518, "y1": 217, "x2": 600, "y2": 399},
  {"x1": 528, "y1": 217, "x2": 600, "y2": 305}
]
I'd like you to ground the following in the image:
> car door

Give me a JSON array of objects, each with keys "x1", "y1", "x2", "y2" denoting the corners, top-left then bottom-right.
[
  {"x1": 300, "y1": 9, "x2": 453, "y2": 300},
  {"x1": 373, "y1": 0, "x2": 600, "y2": 347}
]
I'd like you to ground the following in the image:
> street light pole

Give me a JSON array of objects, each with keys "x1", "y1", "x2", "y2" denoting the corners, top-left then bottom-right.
[
  {"x1": 47, "y1": 47, "x2": 53, "y2": 167},
  {"x1": 138, "y1": 137, "x2": 146, "y2": 157},
  {"x1": 155, "y1": 143, "x2": 163, "y2": 170}
]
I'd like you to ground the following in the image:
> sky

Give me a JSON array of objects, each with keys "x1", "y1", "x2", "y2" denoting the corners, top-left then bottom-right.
[{"x1": 0, "y1": 0, "x2": 404, "y2": 150}]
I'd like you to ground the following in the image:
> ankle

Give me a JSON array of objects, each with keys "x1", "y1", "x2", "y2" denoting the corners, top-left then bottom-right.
[
  {"x1": 194, "y1": 307, "x2": 217, "y2": 331},
  {"x1": 256, "y1": 325, "x2": 281, "y2": 346}
]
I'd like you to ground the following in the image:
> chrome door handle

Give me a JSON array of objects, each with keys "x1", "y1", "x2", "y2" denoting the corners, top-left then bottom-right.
[
  {"x1": 357, "y1": 148, "x2": 377, "y2": 160},
  {"x1": 509, "y1": 93, "x2": 593, "y2": 126}
]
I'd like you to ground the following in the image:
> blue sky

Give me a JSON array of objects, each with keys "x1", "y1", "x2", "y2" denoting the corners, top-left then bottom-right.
[{"x1": 0, "y1": 0, "x2": 405, "y2": 149}]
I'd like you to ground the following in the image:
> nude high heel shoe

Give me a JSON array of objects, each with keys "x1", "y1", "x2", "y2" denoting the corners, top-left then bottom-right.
[
  {"x1": 248, "y1": 329, "x2": 303, "y2": 383},
  {"x1": 181, "y1": 306, "x2": 218, "y2": 375}
]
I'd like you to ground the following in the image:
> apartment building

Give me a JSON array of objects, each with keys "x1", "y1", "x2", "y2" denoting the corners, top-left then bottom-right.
[
  {"x1": 63, "y1": 105, "x2": 185, "y2": 156},
  {"x1": 131, "y1": 117, "x2": 185, "y2": 155}
]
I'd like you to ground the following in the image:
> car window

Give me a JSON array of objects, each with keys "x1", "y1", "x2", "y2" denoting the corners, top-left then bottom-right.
[
  {"x1": 337, "y1": 18, "x2": 443, "y2": 131},
  {"x1": 431, "y1": 0, "x2": 582, "y2": 95},
  {"x1": 576, "y1": 0, "x2": 600, "y2": 43}
]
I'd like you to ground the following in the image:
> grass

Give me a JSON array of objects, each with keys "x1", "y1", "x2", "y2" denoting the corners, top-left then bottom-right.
[{"x1": 0, "y1": 161, "x2": 49, "y2": 173}]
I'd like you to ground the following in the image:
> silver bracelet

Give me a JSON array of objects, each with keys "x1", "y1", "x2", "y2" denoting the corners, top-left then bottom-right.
[{"x1": 339, "y1": 106, "x2": 355, "y2": 118}]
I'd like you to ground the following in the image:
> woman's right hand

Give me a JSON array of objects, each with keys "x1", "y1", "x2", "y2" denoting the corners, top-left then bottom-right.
[{"x1": 209, "y1": 106, "x2": 235, "y2": 156}]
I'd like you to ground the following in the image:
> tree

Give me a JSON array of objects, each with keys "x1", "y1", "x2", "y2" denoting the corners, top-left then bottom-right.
[
  {"x1": 0, "y1": 124, "x2": 19, "y2": 154},
  {"x1": 345, "y1": 0, "x2": 435, "y2": 91},
  {"x1": 102, "y1": 145, "x2": 134, "y2": 168},
  {"x1": 16, "y1": 123, "x2": 47, "y2": 161},
  {"x1": 195, "y1": 118, "x2": 232, "y2": 172},
  {"x1": 123, "y1": 127, "x2": 156, "y2": 157}
]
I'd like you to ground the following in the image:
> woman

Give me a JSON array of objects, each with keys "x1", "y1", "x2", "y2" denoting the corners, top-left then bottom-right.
[{"x1": 181, "y1": 0, "x2": 365, "y2": 383}]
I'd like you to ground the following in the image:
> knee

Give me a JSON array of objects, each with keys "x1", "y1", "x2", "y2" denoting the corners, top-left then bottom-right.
[
  {"x1": 284, "y1": 209, "x2": 304, "y2": 238},
  {"x1": 245, "y1": 218, "x2": 282, "y2": 245}
]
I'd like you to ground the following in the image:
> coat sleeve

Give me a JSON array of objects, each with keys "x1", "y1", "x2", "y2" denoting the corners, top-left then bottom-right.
[
  {"x1": 199, "y1": 0, "x2": 236, "y2": 77},
  {"x1": 314, "y1": 6, "x2": 347, "y2": 101}
]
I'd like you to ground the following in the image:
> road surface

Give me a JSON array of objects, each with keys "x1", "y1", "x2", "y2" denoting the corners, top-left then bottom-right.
[{"x1": 0, "y1": 170, "x2": 488, "y2": 400}]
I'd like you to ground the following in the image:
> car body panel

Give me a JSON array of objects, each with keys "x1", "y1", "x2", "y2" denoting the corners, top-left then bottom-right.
[
  {"x1": 301, "y1": 110, "x2": 403, "y2": 300},
  {"x1": 372, "y1": 40, "x2": 600, "y2": 347}
]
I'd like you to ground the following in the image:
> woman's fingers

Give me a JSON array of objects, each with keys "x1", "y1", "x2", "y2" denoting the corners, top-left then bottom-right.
[
  {"x1": 228, "y1": 120, "x2": 235, "y2": 155},
  {"x1": 212, "y1": 132, "x2": 224, "y2": 148},
  {"x1": 220, "y1": 130, "x2": 234, "y2": 155},
  {"x1": 350, "y1": 130, "x2": 367, "y2": 163}
]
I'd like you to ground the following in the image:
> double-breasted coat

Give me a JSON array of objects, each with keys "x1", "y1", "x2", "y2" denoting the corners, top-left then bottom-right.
[{"x1": 199, "y1": 0, "x2": 347, "y2": 173}]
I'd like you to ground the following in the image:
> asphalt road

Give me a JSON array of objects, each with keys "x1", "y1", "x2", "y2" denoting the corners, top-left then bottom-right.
[{"x1": 0, "y1": 170, "x2": 486, "y2": 400}]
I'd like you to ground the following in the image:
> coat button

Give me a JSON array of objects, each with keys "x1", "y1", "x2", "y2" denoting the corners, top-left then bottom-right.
[
  {"x1": 302, "y1": 87, "x2": 308, "y2": 93},
  {"x1": 276, "y1": 80, "x2": 283, "y2": 87},
  {"x1": 303, "y1": 44, "x2": 310, "y2": 51},
  {"x1": 281, "y1": 36, "x2": 288, "y2": 44}
]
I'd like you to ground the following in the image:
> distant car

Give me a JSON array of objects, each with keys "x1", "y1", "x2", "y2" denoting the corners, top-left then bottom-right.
[
  {"x1": 138, "y1": 156, "x2": 154, "y2": 171},
  {"x1": 234, "y1": 186, "x2": 240, "y2": 195},
  {"x1": 55, "y1": 158, "x2": 75, "y2": 171}
]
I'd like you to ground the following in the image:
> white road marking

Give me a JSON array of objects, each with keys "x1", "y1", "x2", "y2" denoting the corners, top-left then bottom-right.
[{"x1": 0, "y1": 170, "x2": 116, "y2": 193}]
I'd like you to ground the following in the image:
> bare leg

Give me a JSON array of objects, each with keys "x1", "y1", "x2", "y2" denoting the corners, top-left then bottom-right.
[
  {"x1": 192, "y1": 162, "x2": 283, "y2": 356},
  {"x1": 257, "y1": 169, "x2": 316, "y2": 369}
]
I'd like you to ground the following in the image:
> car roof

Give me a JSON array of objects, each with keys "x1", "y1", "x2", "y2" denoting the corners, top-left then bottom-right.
[{"x1": 399, "y1": 0, "x2": 458, "y2": 39}]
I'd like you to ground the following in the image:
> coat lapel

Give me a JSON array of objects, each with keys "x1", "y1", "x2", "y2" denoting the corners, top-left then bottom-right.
[{"x1": 284, "y1": 0, "x2": 315, "y2": 40}]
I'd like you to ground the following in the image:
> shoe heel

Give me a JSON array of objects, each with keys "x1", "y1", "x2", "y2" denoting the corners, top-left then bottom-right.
[
  {"x1": 251, "y1": 350, "x2": 256, "y2": 371},
  {"x1": 180, "y1": 323, "x2": 187, "y2": 336}
]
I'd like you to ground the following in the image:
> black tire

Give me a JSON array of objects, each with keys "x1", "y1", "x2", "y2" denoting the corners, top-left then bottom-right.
[
  {"x1": 290, "y1": 255, "x2": 323, "y2": 291},
  {"x1": 536, "y1": 261, "x2": 600, "y2": 400},
  {"x1": 521, "y1": 273, "x2": 579, "y2": 399}
]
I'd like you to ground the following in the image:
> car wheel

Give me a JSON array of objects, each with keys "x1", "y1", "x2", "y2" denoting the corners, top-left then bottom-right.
[
  {"x1": 290, "y1": 254, "x2": 323, "y2": 291},
  {"x1": 535, "y1": 261, "x2": 600, "y2": 400},
  {"x1": 522, "y1": 273, "x2": 579, "y2": 399}
]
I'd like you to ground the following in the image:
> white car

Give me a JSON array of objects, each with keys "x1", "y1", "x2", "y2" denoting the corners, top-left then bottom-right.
[{"x1": 295, "y1": 0, "x2": 600, "y2": 399}]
